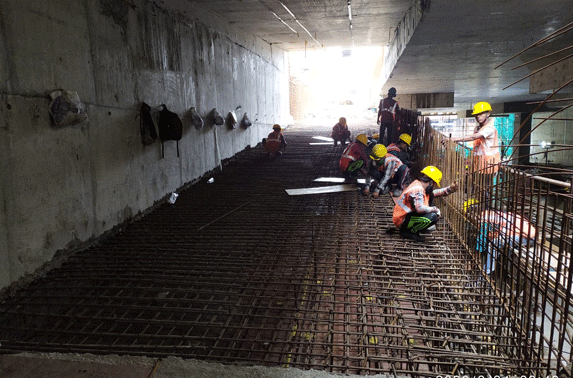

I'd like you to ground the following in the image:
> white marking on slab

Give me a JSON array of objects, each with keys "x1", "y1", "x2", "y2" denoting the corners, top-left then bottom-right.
[
  {"x1": 312, "y1": 136, "x2": 334, "y2": 142},
  {"x1": 286, "y1": 184, "x2": 358, "y2": 195},
  {"x1": 313, "y1": 177, "x2": 366, "y2": 184}
]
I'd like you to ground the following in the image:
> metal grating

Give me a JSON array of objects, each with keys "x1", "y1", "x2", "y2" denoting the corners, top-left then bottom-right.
[{"x1": 0, "y1": 126, "x2": 534, "y2": 376}]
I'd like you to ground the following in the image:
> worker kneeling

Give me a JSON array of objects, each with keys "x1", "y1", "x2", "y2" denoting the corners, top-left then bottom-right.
[
  {"x1": 393, "y1": 166, "x2": 458, "y2": 242},
  {"x1": 339, "y1": 134, "x2": 370, "y2": 180},
  {"x1": 262, "y1": 124, "x2": 287, "y2": 156},
  {"x1": 364, "y1": 144, "x2": 410, "y2": 198},
  {"x1": 331, "y1": 117, "x2": 351, "y2": 146}
]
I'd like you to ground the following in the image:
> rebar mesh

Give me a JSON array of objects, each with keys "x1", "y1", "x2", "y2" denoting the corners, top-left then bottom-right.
[{"x1": 0, "y1": 126, "x2": 564, "y2": 376}]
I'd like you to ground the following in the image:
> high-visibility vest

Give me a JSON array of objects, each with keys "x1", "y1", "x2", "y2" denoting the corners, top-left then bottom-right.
[
  {"x1": 387, "y1": 143, "x2": 400, "y2": 153},
  {"x1": 340, "y1": 142, "x2": 360, "y2": 171},
  {"x1": 380, "y1": 98, "x2": 398, "y2": 123},
  {"x1": 482, "y1": 210, "x2": 536, "y2": 240},
  {"x1": 393, "y1": 180, "x2": 428, "y2": 227},
  {"x1": 383, "y1": 154, "x2": 403, "y2": 177},
  {"x1": 265, "y1": 131, "x2": 283, "y2": 153},
  {"x1": 473, "y1": 122, "x2": 500, "y2": 174}
]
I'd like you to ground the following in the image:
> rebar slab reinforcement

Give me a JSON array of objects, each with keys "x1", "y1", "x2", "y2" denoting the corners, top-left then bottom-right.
[{"x1": 0, "y1": 125, "x2": 545, "y2": 377}]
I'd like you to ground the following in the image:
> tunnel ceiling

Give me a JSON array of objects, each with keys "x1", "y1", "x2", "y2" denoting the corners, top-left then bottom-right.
[{"x1": 168, "y1": 0, "x2": 573, "y2": 110}]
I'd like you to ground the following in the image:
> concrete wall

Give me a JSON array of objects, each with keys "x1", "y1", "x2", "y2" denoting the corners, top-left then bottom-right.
[
  {"x1": 530, "y1": 107, "x2": 573, "y2": 166},
  {"x1": 0, "y1": 0, "x2": 289, "y2": 288}
]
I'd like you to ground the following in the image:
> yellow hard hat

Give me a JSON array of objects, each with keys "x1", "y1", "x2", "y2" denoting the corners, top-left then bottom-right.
[
  {"x1": 398, "y1": 133, "x2": 412, "y2": 146},
  {"x1": 471, "y1": 102, "x2": 492, "y2": 115},
  {"x1": 463, "y1": 199, "x2": 478, "y2": 213},
  {"x1": 370, "y1": 144, "x2": 387, "y2": 161},
  {"x1": 272, "y1": 124, "x2": 281, "y2": 131},
  {"x1": 420, "y1": 166, "x2": 442, "y2": 186},
  {"x1": 356, "y1": 134, "x2": 368, "y2": 145}
]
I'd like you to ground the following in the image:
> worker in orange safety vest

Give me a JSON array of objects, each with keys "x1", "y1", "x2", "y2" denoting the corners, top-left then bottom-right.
[
  {"x1": 386, "y1": 133, "x2": 411, "y2": 165},
  {"x1": 364, "y1": 144, "x2": 410, "y2": 198},
  {"x1": 339, "y1": 134, "x2": 370, "y2": 181},
  {"x1": 393, "y1": 166, "x2": 458, "y2": 242},
  {"x1": 262, "y1": 124, "x2": 287, "y2": 156},
  {"x1": 450, "y1": 101, "x2": 500, "y2": 207}
]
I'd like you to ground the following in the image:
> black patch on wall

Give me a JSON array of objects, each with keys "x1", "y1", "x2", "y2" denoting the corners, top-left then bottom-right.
[
  {"x1": 137, "y1": 9, "x2": 182, "y2": 72},
  {"x1": 100, "y1": 0, "x2": 129, "y2": 33}
]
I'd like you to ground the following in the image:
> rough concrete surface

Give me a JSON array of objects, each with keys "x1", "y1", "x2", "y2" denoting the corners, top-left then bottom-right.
[{"x1": 7, "y1": 353, "x2": 395, "y2": 378}]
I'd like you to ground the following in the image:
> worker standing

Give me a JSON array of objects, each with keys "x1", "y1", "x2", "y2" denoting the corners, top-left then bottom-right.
[
  {"x1": 387, "y1": 133, "x2": 411, "y2": 164},
  {"x1": 364, "y1": 144, "x2": 410, "y2": 198},
  {"x1": 340, "y1": 134, "x2": 370, "y2": 180},
  {"x1": 331, "y1": 117, "x2": 351, "y2": 146},
  {"x1": 450, "y1": 102, "x2": 500, "y2": 207},
  {"x1": 262, "y1": 124, "x2": 287, "y2": 157},
  {"x1": 393, "y1": 166, "x2": 458, "y2": 241},
  {"x1": 377, "y1": 87, "x2": 400, "y2": 145}
]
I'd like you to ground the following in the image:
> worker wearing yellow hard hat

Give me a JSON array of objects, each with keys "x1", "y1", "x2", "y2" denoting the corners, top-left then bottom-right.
[
  {"x1": 386, "y1": 133, "x2": 412, "y2": 165},
  {"x1": 393, "y1": 166, "x2": 458, "y2": 242},
  {"x1": 363, "y1": 144, "x2": 410, "y2": 198},
  {"x1": 331, "y1": 117, "x2": 351, "y2": 146},
  {"x1": 339, "y1": 134, "x2": 371, "y2": 180},
  {"x1": 450, "y1": 101, "x2": 500, "y2": 208}
]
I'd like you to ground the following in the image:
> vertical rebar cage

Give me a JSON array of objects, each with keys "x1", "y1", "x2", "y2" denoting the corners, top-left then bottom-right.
[{"x1": 420, "y1": 121, "x2": 573, "y2": 377}]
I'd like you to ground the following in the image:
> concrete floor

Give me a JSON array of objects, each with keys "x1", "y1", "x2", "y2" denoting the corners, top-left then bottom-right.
[{"x1": 0, "y1": 353, "x2": 395, "y2": 378}]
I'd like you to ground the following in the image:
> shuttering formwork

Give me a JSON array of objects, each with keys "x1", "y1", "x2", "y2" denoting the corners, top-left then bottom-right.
[{"x1": 0, "y1": 125, "x2": 568, "y2": 377}]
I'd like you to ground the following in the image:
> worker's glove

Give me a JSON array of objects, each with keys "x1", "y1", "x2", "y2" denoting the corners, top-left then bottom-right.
[
  {"x1": 372, "y1": 191, "x2": 379, "y2": 199},
  {"x1": 449, "y1": 181, "x2": 459, "y2": 193},
  {"x1": 377, "y1": 120, "x2": 381, "y2": 125},
  {"x1": 435, "y1": 208, "x2": 442, "y2": 218},
  {"x1": 362, "y1": 187, "x2": 370, "y2": 196}
]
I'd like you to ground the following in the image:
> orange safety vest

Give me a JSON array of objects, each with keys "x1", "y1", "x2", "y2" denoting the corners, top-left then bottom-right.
[
  {"x1": 473, "y1": 121, "x2": 500, "y2": 174},
  {"x1": 383, "y1": 154, "x2": 403, "y2": 177},
  {"x1": 265, "y1": 131, "x2": 283, "y2": 154},
  {"x1": 393, "y1": 180, "x2": 428, "y2": 227},
  {"x1": 482, "y1": 210, "x2": 536, "y2": 240},
  {"x1": 386, "y1": 143, "x2": 400, "y2": 153},
  {"x1": 340, "y1": 142, "x2": 362, "y2": 171}
]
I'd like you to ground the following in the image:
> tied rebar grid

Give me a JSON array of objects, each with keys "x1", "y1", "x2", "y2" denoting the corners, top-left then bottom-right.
[{"x1": 0, "y1": 127, "x2": 520, "y2": 376}]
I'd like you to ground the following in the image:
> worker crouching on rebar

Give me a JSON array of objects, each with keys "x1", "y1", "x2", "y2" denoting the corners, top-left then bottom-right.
[
  {"x1": 364, "y1": 144, "x2": 410, "y2": 198},
  {"x1": 339, "y1": 134, "x2": 370, "y2": 181},
  {"x1": 387, "y1": 133, "x2": 412, "y2": 166},
  {"x1": 262, "y1": 124, "x2": 287, "y2": 157},
  {"x1": 393, "y1": 166, "x2": 458, "y2": 242},
  {"x1": 331, "y1": 117, "x2": 351, "y2": 146}
]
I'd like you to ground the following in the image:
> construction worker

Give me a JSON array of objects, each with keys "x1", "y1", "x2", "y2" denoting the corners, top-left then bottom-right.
[
  {"x1": 340, "y1": 134, "x2": 370, "y2": 180},
  {"x1": 331, "y1": 117, "x2": 351, "y2": 146},
  {"x1": 262, "y1": 124, "x2": 287, "y2": 156},
  {"x1": 393, "y1": 166, "x2": 458, "y2": 242},
  {"x1": 465, "y1": 199, "x2": 536, "y2": 275},
  {"x1": 377, "y1": 87, "x2": 400, "y2": 145},
  {"x1": 450, "y1": 101, "x2": 500, "y2": 207},
  {"x1": 387, "y1": 133, "x2": 411, "y2": 164},
  {"x1": 364, "y1": 144, "x2": 410, "y2": 198}
]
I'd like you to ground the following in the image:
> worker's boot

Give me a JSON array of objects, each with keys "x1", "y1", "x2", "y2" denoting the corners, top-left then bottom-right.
[{"x1": 400, "y1": 230, "x2": 425, "y2": 242}]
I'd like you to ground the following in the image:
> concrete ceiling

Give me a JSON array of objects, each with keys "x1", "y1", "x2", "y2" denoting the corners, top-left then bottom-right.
[
  {"x1": 185, "y1": 0, "x2": 415, "y2": 49},
  {"x1": 172, "y1": 0, "x2": 573, "y2": 111}
]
